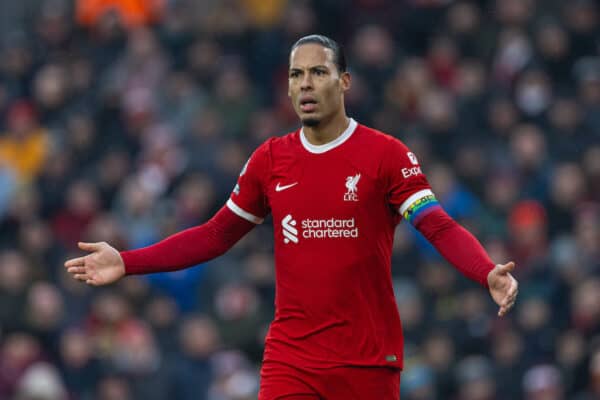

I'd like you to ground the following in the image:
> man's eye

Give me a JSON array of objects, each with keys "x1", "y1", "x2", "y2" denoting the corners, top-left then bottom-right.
[
  {"x1": 290, "y1": 72, "x2": 300, "y2": 78},
  {"x1": 314, "y1": 70, "x2": 325, "y2": 76}
]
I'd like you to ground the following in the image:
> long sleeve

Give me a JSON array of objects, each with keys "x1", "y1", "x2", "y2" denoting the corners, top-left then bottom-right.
[
  {"x1": 414, "y1": 207, "x2": 494, "y2": 288},
  {"x1": 121, "y1": 205, "x2": 256, "y2": 275}
]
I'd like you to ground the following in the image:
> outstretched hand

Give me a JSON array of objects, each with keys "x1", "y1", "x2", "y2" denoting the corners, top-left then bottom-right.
[
  {"x1": 64, "y1": 242, "x2": 125, "y2": 286},
  {"x1": 487, "y1": 261, "x2": 519, "y2": 317}
]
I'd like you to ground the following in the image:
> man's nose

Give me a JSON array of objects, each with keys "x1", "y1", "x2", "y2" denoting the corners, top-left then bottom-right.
[{"x1": 301, "y1": 73, "x2": 313, "y2": 90}]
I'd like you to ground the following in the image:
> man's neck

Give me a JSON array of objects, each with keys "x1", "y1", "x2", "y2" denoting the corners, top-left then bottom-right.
[{"x1": 302, "y1": 112, "x2": 350, "y2": 145}]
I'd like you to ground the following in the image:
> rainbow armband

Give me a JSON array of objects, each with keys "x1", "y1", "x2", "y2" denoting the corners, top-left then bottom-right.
[{"x1": 402, "y1": 194, "x2": 442, "y2": 226}]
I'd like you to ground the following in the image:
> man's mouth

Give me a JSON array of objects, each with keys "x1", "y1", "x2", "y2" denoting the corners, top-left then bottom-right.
[{"x1": 300, "y1": 97, "x2": 317, "y2": 112}]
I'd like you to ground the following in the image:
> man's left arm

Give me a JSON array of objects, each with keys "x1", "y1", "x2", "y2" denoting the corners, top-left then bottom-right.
[
  {"x1": 412, "y1": 205, "x2": 519, "y2": 317},
  {"x1": 380, "y1": 137, "x2": 518, "y2": 316}
]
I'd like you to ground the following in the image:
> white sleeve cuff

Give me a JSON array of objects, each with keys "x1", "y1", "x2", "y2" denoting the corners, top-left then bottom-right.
[
  {"x1": 398, "y1": 189, "x2": 435, "y2": 215},
  {"x1": 227, "y1": 199, "x2": 264, "y2": 224}
]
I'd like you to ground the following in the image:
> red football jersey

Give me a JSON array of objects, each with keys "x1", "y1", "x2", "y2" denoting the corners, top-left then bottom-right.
[{"x1": 227, "y1": 119, "x2": 433, "y2": 369}]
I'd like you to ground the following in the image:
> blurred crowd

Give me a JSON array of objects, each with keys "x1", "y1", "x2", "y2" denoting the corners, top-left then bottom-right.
[{"x1": 0, "y1": 0, "x2": 598, "y2": 399}]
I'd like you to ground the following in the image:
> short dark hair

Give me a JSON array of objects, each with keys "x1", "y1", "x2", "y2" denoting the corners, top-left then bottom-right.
[{"x1": 290, "y1": 34, "x2": 347, "y2": 73}]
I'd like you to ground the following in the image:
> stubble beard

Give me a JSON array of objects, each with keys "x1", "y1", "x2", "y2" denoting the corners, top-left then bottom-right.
[{"x1": 301, "y1": 117, "x2": 321, "y2": 127}]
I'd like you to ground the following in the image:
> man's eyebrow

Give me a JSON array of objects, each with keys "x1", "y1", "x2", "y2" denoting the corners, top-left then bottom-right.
[{"x1": 289, "y1": 65, "x2": 330, "y2": 71}]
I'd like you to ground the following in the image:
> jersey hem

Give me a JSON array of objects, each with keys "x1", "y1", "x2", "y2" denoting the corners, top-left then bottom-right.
[{"x1": 262, "y1": 349, "x2": 404, "y2": 371}]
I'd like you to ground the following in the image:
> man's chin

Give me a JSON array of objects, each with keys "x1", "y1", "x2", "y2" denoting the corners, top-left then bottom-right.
[{"x1": 301, "y1": 116, "x2": 320, "y2": 127}]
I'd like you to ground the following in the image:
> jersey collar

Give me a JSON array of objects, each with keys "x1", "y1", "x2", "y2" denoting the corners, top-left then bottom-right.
[{"x1": 300, "y1": 118, "x2": 357, "y2": 154}]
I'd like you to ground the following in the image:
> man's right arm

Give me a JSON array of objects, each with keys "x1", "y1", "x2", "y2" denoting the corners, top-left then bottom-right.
[
  {"x1": 122, "y1": 205, "x2": 256, "y2": 274},
  {"x1": 64, "y1": 205, "x2": 256, "y2": 285}
]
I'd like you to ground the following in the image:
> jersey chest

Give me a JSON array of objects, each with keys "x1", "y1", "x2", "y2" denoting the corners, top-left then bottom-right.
[{"x1": 266, "y1": 154, "x2": 387, "y2": 244}]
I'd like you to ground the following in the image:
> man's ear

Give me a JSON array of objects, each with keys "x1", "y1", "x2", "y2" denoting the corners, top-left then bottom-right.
[{"x1": 341, "y1": 72, "x2": 351, "y2": 92}]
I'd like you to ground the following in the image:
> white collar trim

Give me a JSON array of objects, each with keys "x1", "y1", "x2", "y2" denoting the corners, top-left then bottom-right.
[{"x1": 300, "y1": 118, "x2": 357, "y2": 154}]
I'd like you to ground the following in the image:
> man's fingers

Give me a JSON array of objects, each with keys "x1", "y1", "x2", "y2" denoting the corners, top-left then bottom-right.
[
  {"x1": 499, "y1": 283, "x2": 518, "y2": 315},
  {"x1": 502, "y1": 287, "x2": 518, "y2": 307},
  {"x1": 504, "y1": 295, "x2": 516, "y2": 307},
  {"x1": 65, "y1": 257, "x2": 86, "y2": 268},
  {"x1": 503, "y1": 281, "x2": 518, "y2": 304},
  {"x1": 74, "y1": 273, "x2": 90, "y2": 281},
  {"x1": 499, "y1": 296, "x2": 517, "y2": 316},
  {"x1": 67, "y1": 266, "x2": 87, "y2": 275},
  {"x1": 498, "y1": 304, "x2": 512, "y2": 317},
  {"x1": 497, "y1": 261, "x2": 516, "y2": 274},
  {"x1": 78, "y1": 242, "x2": 102, "y2": 252},
  {"x1": 504, "y1": 294, "x2": 517, "y2": 307}
]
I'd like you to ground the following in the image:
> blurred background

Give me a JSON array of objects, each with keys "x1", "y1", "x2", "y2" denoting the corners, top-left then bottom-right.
[{"x1": 0, "y1": 0, "x2": 598, "y2": 399}]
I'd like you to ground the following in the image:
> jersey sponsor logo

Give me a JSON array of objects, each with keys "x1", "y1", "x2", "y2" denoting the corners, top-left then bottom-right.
[
  {"x1": 344, "y1": 173, "x2": 361, "y2": 202},
  {"x1": 403, "y1": 152, "x2": 422, "y2": 178},
  {"x1": 281, "y1": 214, "x2": 359, "y2": 244},
  {"x1": 407, "y1": 152, "x2": 419, "y2": 165},
  {"x1": 282, "y1": 214, "x2": 298, "y2": 244},
  {"x1": 275, "y1": 182, "x2": 298, "y2": 192},
  {"x1": 302, "y1": 218, "x2": 359, "y2": 239},
  {"x1": 402, "y1": 166, "x2": 422, "y2": 178}
]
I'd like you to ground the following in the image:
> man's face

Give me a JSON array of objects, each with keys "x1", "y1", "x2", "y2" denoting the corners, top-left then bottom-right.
[{"x1": 288, "y1": 44, "x2": 350, "y2": 127}]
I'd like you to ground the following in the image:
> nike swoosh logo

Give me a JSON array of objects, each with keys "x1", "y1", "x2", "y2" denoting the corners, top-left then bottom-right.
[{"x1": 275, "y1": 182, "x2": 298, "y2": 192}]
